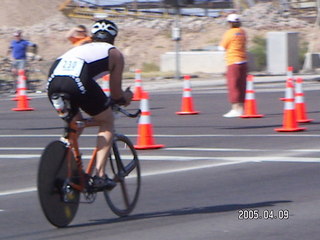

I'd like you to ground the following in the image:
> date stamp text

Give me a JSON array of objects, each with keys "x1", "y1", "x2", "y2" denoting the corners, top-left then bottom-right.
[{"x1": 238, "y1": 209, "x2": 290, "y2": 220}]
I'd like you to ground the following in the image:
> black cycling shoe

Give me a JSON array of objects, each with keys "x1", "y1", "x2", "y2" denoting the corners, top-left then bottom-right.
[{"x1": 92, "y1": 176, "x2": 116, "y2": 191}]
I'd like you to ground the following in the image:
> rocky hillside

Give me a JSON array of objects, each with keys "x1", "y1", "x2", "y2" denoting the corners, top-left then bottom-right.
[{"x1": 0, "y1": 1, "x2": 319, "y2": 74}]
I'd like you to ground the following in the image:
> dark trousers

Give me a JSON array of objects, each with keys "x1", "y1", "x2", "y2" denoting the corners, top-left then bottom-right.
[{"x1": 226, "y1": 63, "x2": 247, "y2": 104}]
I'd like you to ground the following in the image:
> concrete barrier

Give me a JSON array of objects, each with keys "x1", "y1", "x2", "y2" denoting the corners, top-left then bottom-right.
[
  {"x1": 160, "y1": 51, "x2": 257, "y2": 74},
  {"x1": 160, "y1": 51, "x2": 226, "y2": 74},
  {"x1": 302, "y1": 53, "x2": 320, "y2": 72},
  {"x1": 267, "y1": 32, "x2": 299, "y2": 74}
]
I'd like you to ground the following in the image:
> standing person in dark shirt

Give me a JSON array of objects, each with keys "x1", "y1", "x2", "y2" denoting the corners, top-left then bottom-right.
[{"x1": 7, "y1": 30, "x2": 37, "y2": 77}]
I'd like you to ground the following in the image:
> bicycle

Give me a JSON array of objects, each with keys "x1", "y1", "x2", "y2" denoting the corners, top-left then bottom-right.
[{"x1": 37, "y1": 93, "x2": 141, "y2": 228}]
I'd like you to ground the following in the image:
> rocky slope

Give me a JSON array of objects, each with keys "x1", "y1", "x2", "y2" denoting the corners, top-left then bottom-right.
[{"x1": 0, "y1": 1, "x2": 318, "y2": 74}]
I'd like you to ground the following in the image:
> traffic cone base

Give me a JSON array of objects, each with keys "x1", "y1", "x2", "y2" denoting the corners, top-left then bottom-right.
[
  {"x1": 12, "y1": 95, "x2": 34, "y2": 111},
  {"x1": 297, "y1": 119, "x2": 313, "y2": 123},
  {"x1": 12, "y1": 107, "x2": 34, "y2": 111},
  {"x1": 241, "y1": 101, "x2": 264, "y2": 118},
  {"x1": 134, "y1": 124, "x2": 165, "y2": 149},
  {"x1": 176, "y1": 97, "x2": 199, "y2": 114},
  {"x1": 296, "y1": 104, "x2": 313, "y2": 123},
  {"x1": 134, "y1": 143, "x2": 165, "y2": 150},
  {"x1": 275, "y1": 110, "x2": 305, "y2": 132},
  {"x1": 176, "y1": 111, "x2": 199, "y2": 115},
  {"x1": 241, "y1": 114, "x2": 264, "y2": 118},
  {"x1": 275, "y1": 127, "x2": 306, "y2": 132}
]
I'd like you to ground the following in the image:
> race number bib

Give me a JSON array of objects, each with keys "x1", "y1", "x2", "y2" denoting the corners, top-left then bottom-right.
[{"x1": 53, "y1": 58, "x2": 84, "y2": 77}]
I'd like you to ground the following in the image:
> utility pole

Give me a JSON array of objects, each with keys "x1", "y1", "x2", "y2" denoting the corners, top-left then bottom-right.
[
  {"x1": 165, "y1": 0, "x2": 194, "y2": 80},
  {"x1": 133, "y1": 0, "x2": 138, "y2": 13},
  {"x1": 172, "y1": 7, "x2": 181, "y2": 80},
  {"x1": 317, "y1": 0, "x2": 320, "y2": 26}
]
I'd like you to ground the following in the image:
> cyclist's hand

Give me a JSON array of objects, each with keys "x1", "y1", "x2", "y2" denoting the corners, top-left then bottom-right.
[{"x1": 123, "y1": 87, "x2": 133, "y2": 106}]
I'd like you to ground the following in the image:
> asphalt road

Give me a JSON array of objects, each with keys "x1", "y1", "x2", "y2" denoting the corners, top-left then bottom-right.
[{"x1": 1, "y1": 78, "x2": 320, "y2": 239}]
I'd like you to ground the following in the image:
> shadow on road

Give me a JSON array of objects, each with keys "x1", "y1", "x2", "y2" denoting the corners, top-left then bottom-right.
[{"x1": 72, "y1": 200, "x2": 292, "y2": 228}]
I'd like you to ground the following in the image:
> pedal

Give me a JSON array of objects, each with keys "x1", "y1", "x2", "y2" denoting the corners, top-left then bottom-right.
[
  {"x1": 82, "y1": 191, "x2": 97, "y2": 203},
  {"x1": 82, "y1": 176, "x2": 97, "y2": 203}
]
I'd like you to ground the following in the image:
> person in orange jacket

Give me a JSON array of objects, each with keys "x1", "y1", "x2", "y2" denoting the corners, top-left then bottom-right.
[
  {"x1": 219, "y1": 13, "x2": 248, "y2": 118},
  {"x1": 66, "y1": 25, "x2": 92, "y2": 46}
]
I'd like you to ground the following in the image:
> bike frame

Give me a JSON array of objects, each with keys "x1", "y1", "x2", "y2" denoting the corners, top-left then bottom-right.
[
  {"x1": 60, "y1": 104, "x2": 141, "y2": 194},
  {"x1": 62, "y1": 119, "x2": 98, "y2": 193}
]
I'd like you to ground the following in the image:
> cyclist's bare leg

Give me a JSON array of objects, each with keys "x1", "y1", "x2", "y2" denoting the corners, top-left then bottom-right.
[
  {"x1": 92, "y1": 107, "x2": 114, "y2": 177},
  {"x1": 70, "y1": 111, "x2": 85, "y2": 137}
]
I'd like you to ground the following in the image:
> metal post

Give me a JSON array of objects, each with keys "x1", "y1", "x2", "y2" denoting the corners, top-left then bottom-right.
[
  {"x1": 173, "y1": 7, "x2": 181, "y2": 80},
  {"x1": 317, "y1": 0, "x2": 320, "y2": 26}
]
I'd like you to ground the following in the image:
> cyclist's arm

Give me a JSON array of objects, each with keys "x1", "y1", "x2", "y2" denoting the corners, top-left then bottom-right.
[{"x1": 108, "y1": 47, "x2": 132, "y2": 106}]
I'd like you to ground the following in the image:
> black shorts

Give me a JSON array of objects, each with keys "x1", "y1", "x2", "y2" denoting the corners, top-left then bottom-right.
[{"x1": 47, "y1": 76, "x2": 110, "y2": 116}]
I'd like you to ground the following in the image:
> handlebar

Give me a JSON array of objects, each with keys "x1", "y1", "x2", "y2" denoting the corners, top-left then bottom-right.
[{"x1": 112, "y1": 104, "x2": 141, "y2": 118}]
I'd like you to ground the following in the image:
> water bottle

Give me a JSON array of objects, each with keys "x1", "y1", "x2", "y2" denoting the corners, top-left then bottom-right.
[{"x1": 51, "y1": 94, "x2": 68, "y2": 118}]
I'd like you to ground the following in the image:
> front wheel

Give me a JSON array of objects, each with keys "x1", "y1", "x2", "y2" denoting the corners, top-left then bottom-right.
[
  {"x1": 104, "y1": 134, "x2": 141, "y2": 217},
  {"x1": 37, "y1": 141, "x2": 80, "y2": 228}
]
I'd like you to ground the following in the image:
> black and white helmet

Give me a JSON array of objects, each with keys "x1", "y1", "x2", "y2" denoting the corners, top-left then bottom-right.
[{"x1": 91, "y1": 19, "x2": 118, "y2": 38}]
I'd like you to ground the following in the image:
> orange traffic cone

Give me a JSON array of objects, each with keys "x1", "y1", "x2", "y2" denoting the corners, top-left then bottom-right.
[
  {"x1": 12, "y1": 70, "x2": 34, "y2": 111},
  {"x1": 295, "y1": 77, "x2": 313, "y2": 123},
  {"x1": 275, "y1": 80, "x2": 305, "y2": 132},
  {"x1": 12, "y1": 70, "x2": 30, "y2": 101},
  {"x1": 176, "y1": 75, "x2": 200, "y2": 115},
  {"x1": 241, "y1": 75, "x2": 264, "y2": 118},
  {"x1": 134, "y1": 91, "x2": 165, "y2": 150},
  {"x1": 280, "y1": 66, "x2": 294, "y2": 101},
  {"x1": 287, "y1": 66, "x2": 294, "y2": 79},
  {"x1": 102, "y1": 74, "x2": 110, "y2": 96},
  {"x1": 132, "y1": 69, "x2": 144, "y2": 101}
]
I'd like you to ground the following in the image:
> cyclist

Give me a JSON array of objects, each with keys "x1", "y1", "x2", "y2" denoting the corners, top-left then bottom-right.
[{"x1": 47, "y1": 19, "x2": 133, "y2": 190}]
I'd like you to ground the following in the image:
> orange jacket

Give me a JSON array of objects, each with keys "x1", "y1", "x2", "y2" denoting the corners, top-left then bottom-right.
[
  {"x1": 220, "y1": 27, "x2": 247, "y2": 65},
  {"x1": 68, "y1": 36, "x2": 92, "y2": 46}
]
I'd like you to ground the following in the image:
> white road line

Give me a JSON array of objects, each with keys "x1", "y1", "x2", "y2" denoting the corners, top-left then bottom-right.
[
  {"x1": 166, "y1": 147, "x2": 320, "y2": 153},
  {"x1": 1, "y1": 147, "x2": 320, "y2": 153},
  {"x1": 0, "y1": 134, "x2": 320, "y2": 138},
  {"x1": 0, "y1": 160, "x2": 246, "y2": 198},
  {"x1": 154, "y1": 134, "x2": 320, "y2": 138},
  {"x1": 0, "y1": 153, "x2": 319, "y2": 162},
  {"x1": 0, "y1": 153, "x2": 320, "y2": 160},
  {"x1": 0, "y1": 147, "x2": 93, "y2": 151},
  {"x1": 141, "y1": 161, "x2": 247, "y2": 176},
  {"x1": 1, "y1": 154, "x2": 319, "y2": 198},
  {"x1": 0, "y1": 187, "x2": 37, "y2": 197},
  {"x1": 1, "y1": 146, "x2": 320, "y2": 161}
]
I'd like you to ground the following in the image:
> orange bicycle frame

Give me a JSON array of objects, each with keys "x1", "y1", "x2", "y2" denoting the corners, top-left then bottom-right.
[{"x1": 64, "y1": 120, "x2": 98, "y2": 192}]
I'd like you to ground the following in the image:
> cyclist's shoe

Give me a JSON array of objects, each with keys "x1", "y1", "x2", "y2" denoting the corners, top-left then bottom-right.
[{"x1": 92, "y1": 176, "x2": 116, "y2": 191}]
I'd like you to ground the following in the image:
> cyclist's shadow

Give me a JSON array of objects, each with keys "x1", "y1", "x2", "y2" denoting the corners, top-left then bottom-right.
[{"x1": 72, "y1": 200, "x2": 291, "y2": 228}]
